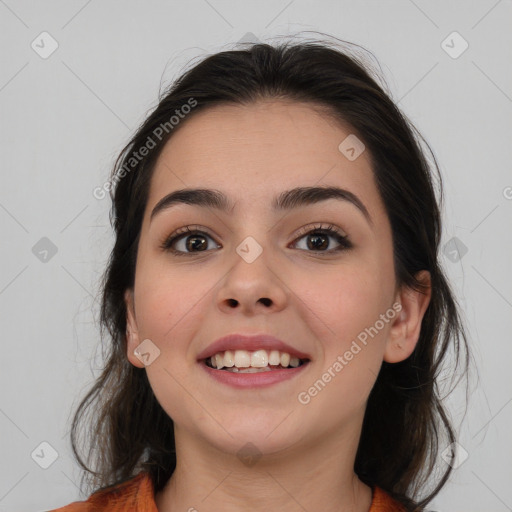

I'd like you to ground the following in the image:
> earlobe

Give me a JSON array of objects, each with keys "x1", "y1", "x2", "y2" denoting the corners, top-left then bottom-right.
[
  {"x1": 124, "y1": 289, "x2": 145, "y2": 368},
  {"x1": 384, "y1": 270, "x2": 432, "y2": 364}
]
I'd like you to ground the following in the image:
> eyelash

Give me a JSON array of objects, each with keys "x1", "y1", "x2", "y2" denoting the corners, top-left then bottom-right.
[{"x1": 159, "y1": 223, "x2": 352, "y2": 256}]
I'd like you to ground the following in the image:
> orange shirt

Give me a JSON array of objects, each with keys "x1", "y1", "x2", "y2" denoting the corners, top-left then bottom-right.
[{"x1": 50, "y1": 471, "x2": 406, "y2": 511}]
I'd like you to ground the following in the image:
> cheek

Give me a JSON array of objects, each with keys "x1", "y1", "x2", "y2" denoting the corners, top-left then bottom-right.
[
  {"x1": 132, "y1": 256, "x2": 212, "y2": 424},
  {"x1": 304, "y1": 260, "x2": 394, "y2": 343},
  {"x1": 297, "y1": 260, "x2": 395, "y2": 401},
  {"x1": 297, "y1": 278, "x2": 393, "y2": 423},
  {"x1": 132, "y1": 251, "x2": 204, "y2": 353}
]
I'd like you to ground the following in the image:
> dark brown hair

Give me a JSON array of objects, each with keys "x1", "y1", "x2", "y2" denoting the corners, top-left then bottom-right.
[{"x1": 71, "y1": 34, "x2": 469, "y2": 510}]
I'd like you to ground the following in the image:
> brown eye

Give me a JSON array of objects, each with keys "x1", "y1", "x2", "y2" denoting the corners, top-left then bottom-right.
[
  {"x1": 292, "y1": 224, "x2": 352, "y2": 253},
  {"x1": 178, "y1": 233, "x2": 210, "y2": 252},
  {"x1": 161, "y1": 226, "x2": 220, "y2": 255},
  {"x1": 304, "y1": 232, "x2": 330, "y2": 251}
]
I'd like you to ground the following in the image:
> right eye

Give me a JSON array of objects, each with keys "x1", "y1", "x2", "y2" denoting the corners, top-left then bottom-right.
[{"x1": 160, "y1": 226, "x2": 221, "y2": 256}]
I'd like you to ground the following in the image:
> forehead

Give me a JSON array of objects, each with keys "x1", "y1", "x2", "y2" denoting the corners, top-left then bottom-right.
[{"x1": 147, "y1": 99, "x2": 380, "y2": 215}]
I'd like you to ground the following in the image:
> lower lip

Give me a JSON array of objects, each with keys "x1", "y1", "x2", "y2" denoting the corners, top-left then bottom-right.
[{"x1": 199, "y1": 361, "x2": 310, "y2": 388}]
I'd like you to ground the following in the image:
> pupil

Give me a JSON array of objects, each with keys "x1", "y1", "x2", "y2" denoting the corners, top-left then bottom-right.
[
  {"x1": 308, "y1": 234, "x2": 328, "y2": 250},
  {"x1": 187, "y1": 236, "x2": 207, "y2": 251}
]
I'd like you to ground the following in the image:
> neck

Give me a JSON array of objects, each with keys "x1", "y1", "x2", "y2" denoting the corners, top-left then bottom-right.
[{"x1": 155, "y1": 425, "x2": 372, "y2": 512}]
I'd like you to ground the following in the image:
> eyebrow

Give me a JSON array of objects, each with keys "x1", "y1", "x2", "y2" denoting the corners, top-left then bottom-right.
[{"x1": 150, "y1": 186, "x2": 373, "y2": 226}]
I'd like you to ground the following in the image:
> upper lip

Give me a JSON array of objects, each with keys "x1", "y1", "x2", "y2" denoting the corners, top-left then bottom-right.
[{"x1": 197, "y1": 334, "x2": 312, "y2": 361}]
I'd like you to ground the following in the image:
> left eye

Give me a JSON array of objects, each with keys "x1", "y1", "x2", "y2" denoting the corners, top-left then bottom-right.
[{"x1": 291, "y1": 225, "x2": 352, "y2": 253}]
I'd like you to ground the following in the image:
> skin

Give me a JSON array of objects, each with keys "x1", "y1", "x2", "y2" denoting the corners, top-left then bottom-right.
[{"x1": 124, "y1": 99, "x2": 431, "y2": 512}]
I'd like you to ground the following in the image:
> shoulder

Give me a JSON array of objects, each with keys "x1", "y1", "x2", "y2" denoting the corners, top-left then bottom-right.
[
  {"x1": 370, "y1": 486, "x2": 408, "y2": 512},
  {"x1": 49, "y1": 471, "x2": 157, "y2": 512}
]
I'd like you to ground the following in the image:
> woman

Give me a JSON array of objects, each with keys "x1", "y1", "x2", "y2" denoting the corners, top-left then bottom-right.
[{"x1": 52, "y1": 35, "x2": 468, "y2": 511}]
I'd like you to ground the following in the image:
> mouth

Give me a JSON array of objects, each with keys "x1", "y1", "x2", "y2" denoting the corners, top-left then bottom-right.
[
  {"x1": 201, "y1": 349, "x2": 311, "y2": 373},
  {"x1": 197, "y1": 334, "x2": 312, "y2": 387}
]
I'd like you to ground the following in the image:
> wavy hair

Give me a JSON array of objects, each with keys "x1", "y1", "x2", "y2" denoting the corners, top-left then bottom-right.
[{"x1": 70, "y1": 34, "x2": 469, "y2": 510}]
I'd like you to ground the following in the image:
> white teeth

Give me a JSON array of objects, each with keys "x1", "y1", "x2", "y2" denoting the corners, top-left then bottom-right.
[
  {"x1": 268, "y1": 350, "x2": 280, "y2": 365},
  {"x1": 225, "y1": 366, "x2": 272, "y2": 373},
  {"x1": 214, "y1": 353, "x2": 224, "y2": 369},
  {"x1": 207, "y1": 349, "x2": 306, "y2": 370},
  {"x1": 234, "y1": 350, "x2": 251, "y2": 368},
  {"x1": 251, "y1": 350, "x2": 268, "y2": 368},
  {"x1": 223, "y1": 350, "x2": 235, "y2": 367}
]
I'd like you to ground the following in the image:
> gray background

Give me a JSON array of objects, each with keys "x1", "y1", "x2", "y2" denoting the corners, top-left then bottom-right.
[{"x1": 1, "y1": 1, "x2": 511, "y2": 510}]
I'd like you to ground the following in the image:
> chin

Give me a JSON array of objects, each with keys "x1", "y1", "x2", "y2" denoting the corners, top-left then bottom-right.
[{"x1": 208, "y1": 416, "x2": 304, "y2": 455}]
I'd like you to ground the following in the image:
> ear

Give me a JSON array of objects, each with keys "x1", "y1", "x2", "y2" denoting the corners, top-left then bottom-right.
[
  {"x1": 384, "y1": 270, "x2": 432, "y2": 363},
  {"x1": 124, "y1": 289, "x2": 145, "y2": 368}
]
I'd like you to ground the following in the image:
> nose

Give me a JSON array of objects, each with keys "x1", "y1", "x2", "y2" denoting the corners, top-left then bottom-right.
[{"x1": 216, "y1": 248, "x2": 288, "y2": 316}]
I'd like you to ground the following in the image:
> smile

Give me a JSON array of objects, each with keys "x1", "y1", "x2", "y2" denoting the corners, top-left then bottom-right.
[
  {"x1": 204, "y1": 349, "x2": 310, "y2": 372},
  {"x1": 200, "y1": 350, "x2": 311, "y2": 388}
]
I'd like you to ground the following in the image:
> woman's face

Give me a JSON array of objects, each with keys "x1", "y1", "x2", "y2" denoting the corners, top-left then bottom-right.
[{"x1": 125, "y1": 99, "x2": 414, "y2": 458}]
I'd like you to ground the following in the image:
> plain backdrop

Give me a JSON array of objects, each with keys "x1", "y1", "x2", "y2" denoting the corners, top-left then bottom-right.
[{"x1": 1, "y1": 1, "x2": 511, "y2": 510}]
